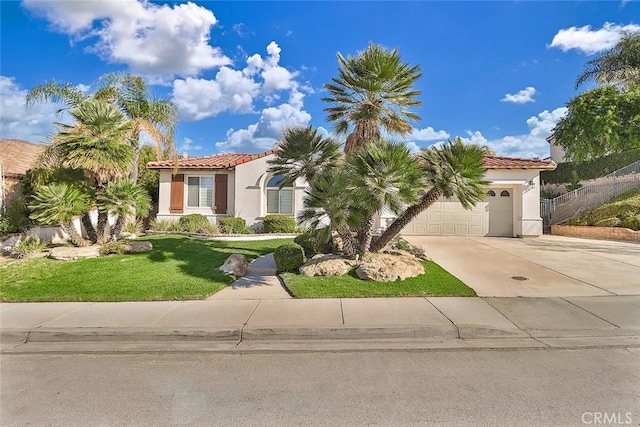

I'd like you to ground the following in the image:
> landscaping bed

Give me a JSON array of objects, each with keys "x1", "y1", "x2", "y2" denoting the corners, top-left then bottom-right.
[
  {"x1": 281, "y1": 261, "x2": 476, "y2": 298},
  {"x1": 0, "y1": 235, "x2": 293, "y2": 302}
]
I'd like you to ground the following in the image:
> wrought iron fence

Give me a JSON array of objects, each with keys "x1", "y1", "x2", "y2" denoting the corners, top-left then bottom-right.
[{"x1": 541, "y1": 160, "x2": 640, "y2": 233}]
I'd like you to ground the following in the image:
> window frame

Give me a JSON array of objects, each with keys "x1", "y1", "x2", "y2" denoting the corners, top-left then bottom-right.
[
  {"x1": 265, "y1": 175, "x2": 294, "y2": 215},
  {"x1": 186, "y1": 175, "x2": 214, "y2": 208}
]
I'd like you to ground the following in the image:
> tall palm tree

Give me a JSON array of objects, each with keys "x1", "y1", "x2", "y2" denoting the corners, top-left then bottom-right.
[
  {"x1": 267, "y1": 126, "x2": 342, "y2": 186},
  {"x1": 576, "y1": 31, "x2": 640, "y2": 89},
  {"x1": 97, "y1": 73, "x2": 178, "y2": 182},
  {"x1": 44, "y1": 100, "x2": 134, "y2": 242},
  {"x1": 98, "y1": 180, "x2": 151, "y2": 241},
  {"x1": 297, "y1": 169, "x2": 362, "y2": 258},
  {"x1": 370, "y1": 138, "x2": 489, "y2": 252},
  {"x1": 323, "y1": 43, "x2": 422, "y2": 154},
  {"x1": 29, "y1": 183, "x2": 91, "y2": 247},
  {"x1": 346, "y1": 140, "x2": 424, "y2": 253}
]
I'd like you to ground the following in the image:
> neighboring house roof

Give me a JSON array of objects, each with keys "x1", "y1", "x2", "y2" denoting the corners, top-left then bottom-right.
[
  {"x1": 147, "y1": 149, "x2": 277, "y2": 169},
  {"x1": 0, "y1": 139, "x2": 44, "y2": 178},
  {"x1": 483, "y1": 156, "x2": 556, "y2": 170}
]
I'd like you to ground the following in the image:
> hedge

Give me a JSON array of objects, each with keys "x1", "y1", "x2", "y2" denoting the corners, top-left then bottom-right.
[
  {"x1": 294, "y1": 231, "x2": 333, "y2": 258},
  {"x1": 263, "y1": 215, "x2": 296, "y2": 233},
  {"x1": 219, "y1": 217, "x2": 247, "y2": 233},
  {"x1": 541, "y1": 149, "x2": 640, "y2": 184}
]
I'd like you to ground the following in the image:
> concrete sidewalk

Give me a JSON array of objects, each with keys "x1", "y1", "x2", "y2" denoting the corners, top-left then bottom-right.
[{"x1": 2, "y1": 295, "x2": 639, "y2": 352}]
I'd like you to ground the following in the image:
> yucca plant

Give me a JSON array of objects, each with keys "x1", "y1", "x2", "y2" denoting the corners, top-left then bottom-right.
[{"x1": 29, "y1": 183, "x2": 92, "y2": 247}]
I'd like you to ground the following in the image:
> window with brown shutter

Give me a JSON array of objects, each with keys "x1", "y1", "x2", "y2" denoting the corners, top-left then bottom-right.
[
  {"x1": 214, "y1": 174, "x2": 228, "y2": 214},
  {"x1": 170, "y1": 174, "x2": 184, "y2": 213}
]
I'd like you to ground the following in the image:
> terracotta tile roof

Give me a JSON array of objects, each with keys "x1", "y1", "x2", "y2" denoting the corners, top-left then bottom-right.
[
  {"x1": 483, "y1": 155, "x2": 556, "y2": 170},
  {"x1": 0, "y1": 139, "x2": 45, "y2": 177},
  {"x1": 147, "y1": 149, "x2": 277, "y2": 169}
]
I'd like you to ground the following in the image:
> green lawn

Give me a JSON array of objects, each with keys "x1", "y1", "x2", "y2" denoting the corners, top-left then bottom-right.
[
  {"x1": 0, "y1": 235, "x2": 293, "y2": 302},
  {"x1": 281, "y1": 261, "x2": 476, "y2": 298}
]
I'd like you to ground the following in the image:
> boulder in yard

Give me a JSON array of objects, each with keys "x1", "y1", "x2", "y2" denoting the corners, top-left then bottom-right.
[
  {"x1": 299, "y1": 254, "x2": 356, "y2": 277},
  {"x1": 123, "y1": 241, "x2": 153, "y2": 253},
  {"x1": 0, "y1": 236, "x2": 21, "y2": 254},
  {"x1": 355, "y1": 253, "x2": 425, "y2": 282},
  {"x1": 219, "y1": 253, "x2": 248, "y2": 277},
  {"x1": 49, "y1": 245, "x2": 101, "y2": 261}
]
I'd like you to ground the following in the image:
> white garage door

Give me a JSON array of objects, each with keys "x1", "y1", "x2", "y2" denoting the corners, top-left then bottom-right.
[
  {"x1": 402, "y1": 189, "x2": 513, "y2": 237},
  {"x1": 402, "y1": 197, "x2": 489, "y2": 236}
]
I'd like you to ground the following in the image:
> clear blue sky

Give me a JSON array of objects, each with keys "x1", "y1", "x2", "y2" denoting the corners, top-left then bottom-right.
[{"x1": 1, "y1": 0, "x2": 637, "y2": 159}]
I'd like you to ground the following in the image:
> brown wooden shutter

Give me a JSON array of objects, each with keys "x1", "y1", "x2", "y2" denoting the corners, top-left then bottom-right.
[
  {"x1": 170, "y1": 174, "x2": 184, "y2": 213},
  {"x1": 214, "y1": 174, "x2": 228, "y2": 214}
]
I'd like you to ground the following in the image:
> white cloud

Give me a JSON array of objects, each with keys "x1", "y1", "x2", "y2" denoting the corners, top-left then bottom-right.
[
  {"x1": 22, "y1": 0, "x2": 230, "y2": 76},
  {"x1": 173, "y1": 41, "x2": 301, "y2": 121},
  {"x1": 549, "y1": 22, "x2": 640, "y2": 55},
  {"x1": 0, "y1": 76, "x2": 65, "y2": 143},
  {"x1": 173, "y1": 68, "x2": 260, "y2": 120},
  {"x1": 404, "y1": 141, "x2": 422, "y2": 154},
  {"x1": 215, "y1": 89, "x2": 311, "y2": 153},
  {"x1": 409, "y1": 127, "x2": 450, "y2": 141},
  {"x1": 459, "y1": 107, "x2": 568, "y2": 158},
  {"x1": 501, "y1": 87, "x2": 536, "y2": 104}
]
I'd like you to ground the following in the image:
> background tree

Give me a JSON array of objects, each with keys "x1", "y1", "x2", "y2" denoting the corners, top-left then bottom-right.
[
  {"x1": 575, "y1": 31, "x2": 640, "y2": 89},
  {"x1": 29, "y1": 183, "x2": 91, "y2": 247},
  {"x1": 553, "y1": 84, "x2": 640, "y2": 161},
  {"x1": 97, "y1": 73, "x2": 178, "y2": 182},
  {"x1": 323, "y1": 43, "x2": 422, "y2": 154},
  {"x1": 370, "y1": 138, "x2": 489, "y2": 252},
  {"x1": 554, "y1": 31, "x2": 640, "y2": 161}
]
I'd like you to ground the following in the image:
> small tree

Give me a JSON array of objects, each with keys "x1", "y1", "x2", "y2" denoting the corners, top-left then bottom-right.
[
  {"x1": 29, "y1": 183, "x2": 91, "y2": 247},
  {"x1": 98, "y1": 180, "x2": 151, "y2": 241}
]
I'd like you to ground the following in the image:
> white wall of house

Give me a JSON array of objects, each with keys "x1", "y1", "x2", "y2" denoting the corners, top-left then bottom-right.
[{"x1": 234, "y1": 154, "x2": 306, "y2": 227}]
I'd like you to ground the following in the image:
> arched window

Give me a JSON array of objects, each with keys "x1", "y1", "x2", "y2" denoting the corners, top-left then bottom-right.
[
  {"x1": 487, "y1": 190, "x2": 496, "y2": 197},
  {"x1": 266, "y1": 175, "x2": 293, "y2": 215},
  {"x1": 500, "y1": 190, "x2": 510, "y2": 197}
]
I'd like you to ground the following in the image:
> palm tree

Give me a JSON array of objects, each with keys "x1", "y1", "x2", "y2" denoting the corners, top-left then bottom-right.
[
  {"x1": 29, "y1": 183, "x2": 91, "y2": 247},
  {"x1": 323, "y1": 43, "x2": 422, "y2": 154},
  {"x1": 43, "y1": 100, "x2": 134, "y2": 242},
  {"x1": 576, "y1": 31, "x2": 640, "y2": 89},
  {"x1": 267, "y1": 126, "x2": 341, "y2": 186},
  {"x1": 346, "y1": 140, "x2": 424, "y2": 253},
  {"x1": 97, "y1": 73, "x2": 178, "y2": 182},
  {"x1": 26, "y1": 79, "x2": 89, "y2": 113},
  {"x1": 370, "y1": 138, "x2": 489, "y2": 252},
  {"x1": 98, "y1": 180, "x2": 151, "y2": 241},
  {"x1": 297, "y1": 169, "x2": 362, "y2": 258}
]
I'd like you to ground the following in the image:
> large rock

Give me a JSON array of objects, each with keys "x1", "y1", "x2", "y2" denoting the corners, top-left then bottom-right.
[
  {"x1": 49, "y1": 246, "x2": 101, "y2": 261},
  {"x1": 219, "y1": 254, "x2": 248, "y2": 277},
  {"x1": 123, "y1": 241, "x2": 153, "y2": 253},
  {"x1": 355, "y1": 253, "x2": 425, "y2": 282},
  {"x1": 299, "y1": 254, "x2": 355, "y2": 277},
  {"x1": 0, "y1": 235, "x2": 21, "y2": 254}
]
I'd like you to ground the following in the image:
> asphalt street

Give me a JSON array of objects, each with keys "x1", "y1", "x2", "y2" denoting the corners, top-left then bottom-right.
[{"x1": 2, "y1": 347, "x2": 639, "y2": 426}]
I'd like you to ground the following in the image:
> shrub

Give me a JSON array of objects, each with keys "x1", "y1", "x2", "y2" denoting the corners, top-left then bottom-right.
[
  {"x1": 566, "y1": 170, "x2": 582, "y2": 192},
  {"x1": 541, "y1": 149, "x2": 640, "y2": 184},
  {"x1": 263, "y1": 215, "x2": 296, "y2": 233},
  {"x1": 565, "y1": 189, "x2": 640, "y2": 230},
  {"x1": 99, "y1": 240, "x2": 127, "y2": 256},
  {"x1": 178, "y1": 214, "x2": 212, "y2": 233},
  {"x1": 294, "y1": 231, "x2": 332, "y2": 258},
  {"x1": 150, "y1": 218, "x2": 175, "y2": 232},
  {"x1": 273, "y1": 243, "x2": 305, "y2": 273},
  {"x1": 540, "y1": 188, "x2": 560, "y2": 199},
  {"x1": 1, "y1": 196, "x2": 31, "y2": 235},
  {"x1": 123, "y1": 219, "x2": 143, "y2": 235},
  {"x1": 11, "y1": 236, "x2": 46, "y2": 258},
  {"x1": 219, "y1": 217, "x2": 247, "y2": 234}
]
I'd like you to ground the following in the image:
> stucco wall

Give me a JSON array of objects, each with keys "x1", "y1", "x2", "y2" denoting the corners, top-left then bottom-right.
[
  {"x1": 234, "y1": 154, "x2": 306, "y2": 227},
  {"x1": 157, "y1": 169, "x2": 235, "y2": 223}
]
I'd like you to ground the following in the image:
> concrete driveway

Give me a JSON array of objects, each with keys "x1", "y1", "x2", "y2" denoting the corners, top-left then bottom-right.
[{"x1": 404, "y1": 235, "x2": 640, "y2": 297}]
